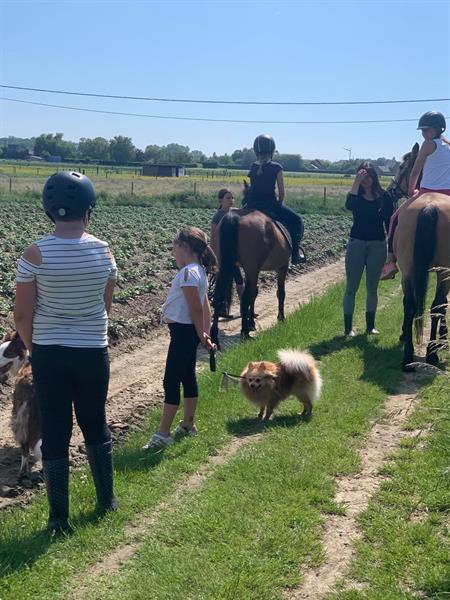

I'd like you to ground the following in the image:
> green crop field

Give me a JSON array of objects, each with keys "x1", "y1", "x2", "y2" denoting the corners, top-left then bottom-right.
[{"x1": 0, "y1": 192, "x2": 351, "y2": 342}]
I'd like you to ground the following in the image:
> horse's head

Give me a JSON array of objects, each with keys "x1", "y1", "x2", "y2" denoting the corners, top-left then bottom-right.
[{"x1": 386, "y1": 142, "x2": 420, "y2": 203}]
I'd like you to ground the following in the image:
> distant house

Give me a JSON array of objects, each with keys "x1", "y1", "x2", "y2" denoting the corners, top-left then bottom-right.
[
  {"x1": 3, "y1": 144, "x2": 31, "y2": 159},
  {"x1": 375, "y1": 165, "x2": 395, "y2": 176},
  {"x1": 142, "y1": 164, "x2": 185, "y2": 177}
]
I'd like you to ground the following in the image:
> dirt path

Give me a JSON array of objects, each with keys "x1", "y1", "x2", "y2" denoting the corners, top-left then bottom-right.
[
  {"x1": 285, "y1": 346, "x2": 439, "y2": 599},
  {"x1": 0, "y1": 259, "x2": 345, "y2": 510}
]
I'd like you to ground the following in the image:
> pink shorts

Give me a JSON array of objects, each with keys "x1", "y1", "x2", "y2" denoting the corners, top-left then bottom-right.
[{"x1": 417, "y1": 188, "x2": 450, "y2": 197}]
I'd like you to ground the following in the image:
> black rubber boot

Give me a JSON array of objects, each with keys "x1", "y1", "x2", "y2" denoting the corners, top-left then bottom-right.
[
  {"x1": 86, "y1": 440, "x2": 118, "y2": 513},
  {"x1": 366, "y1": 312, "x2": 379, "y2": 335},
  {"x1": 42, "y1": 457, "x2": 72, "y2": 534},
  {"x1": 344, "y1": 314, "x2": 356, "y2": 337},
  {"x1": 290, "y1": 235, "x2": 304, "y2": 265}
]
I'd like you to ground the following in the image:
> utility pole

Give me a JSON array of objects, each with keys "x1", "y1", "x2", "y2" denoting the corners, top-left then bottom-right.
[{"x1": 343, "y1": 147, "x2": 352, "y2": 160}]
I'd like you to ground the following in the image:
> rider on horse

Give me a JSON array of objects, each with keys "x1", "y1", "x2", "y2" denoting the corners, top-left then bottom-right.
[
  {"x1": 381, "y1": 111, "x2": 450, "y2": 280},
  {"x1": 243, "y1": 134, "x2": 304, "y2": 265}
]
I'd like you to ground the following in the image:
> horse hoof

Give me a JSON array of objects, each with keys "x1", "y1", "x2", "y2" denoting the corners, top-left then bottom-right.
[
  {"x1": 426, "y1": 353, "x2": 439, "y2": 366},
  {"x1": 277, "y1": 315, "x2": 285, "y2": 322}
]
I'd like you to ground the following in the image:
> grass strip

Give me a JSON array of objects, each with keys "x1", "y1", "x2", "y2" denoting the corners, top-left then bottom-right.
[
  {"x1": 0, "y1": 280, "x2": 409, "y2": 599},
  {"x1": 326, "y1": 369, "x2": 449, "y2": 600}
]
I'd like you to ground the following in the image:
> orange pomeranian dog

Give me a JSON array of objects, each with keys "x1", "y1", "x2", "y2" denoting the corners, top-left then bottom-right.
[{"x1": 240, "y1": 349, "x2": 322, "y2": 421}]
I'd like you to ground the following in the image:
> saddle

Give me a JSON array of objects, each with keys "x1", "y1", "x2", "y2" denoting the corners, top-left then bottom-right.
[{"x1": 242, "y1": 205, "x2": 306, "y2": 263}]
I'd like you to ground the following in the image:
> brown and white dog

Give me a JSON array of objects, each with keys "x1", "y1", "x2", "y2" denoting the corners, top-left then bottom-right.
[
  {"x1": 0, "y1": 330, "x2": 27, "y2": 382},
  {"x1": 1, "y1": 331, "x2": 42, "y2": 479},
  {"x1": 240, "y1": 349, "x2": 322, "y2": 421}
]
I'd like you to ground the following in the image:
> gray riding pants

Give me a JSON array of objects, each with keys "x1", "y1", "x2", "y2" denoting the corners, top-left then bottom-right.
[{"x1": 343, "y1": 238, "x2": 387, "y2": 315}]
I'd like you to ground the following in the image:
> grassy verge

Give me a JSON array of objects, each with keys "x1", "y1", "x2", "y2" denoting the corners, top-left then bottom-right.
[
  {"x1": 0, "y1": 188, "x2": 347, "y2": 215},
  {"x1": 327, "y1": 370, "x2": 449, "y2": 600},
  {"x1": 0, "y1": 278, "x2": 416, "y2": 600}
]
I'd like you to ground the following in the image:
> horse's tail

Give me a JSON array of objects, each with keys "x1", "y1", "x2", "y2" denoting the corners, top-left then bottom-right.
[
  {"x1": 413, "y1": 203, "x2": 438, "y2": 342},
  {"x1": 213, "y1": 211, "x2": 240, "y2": 313}
]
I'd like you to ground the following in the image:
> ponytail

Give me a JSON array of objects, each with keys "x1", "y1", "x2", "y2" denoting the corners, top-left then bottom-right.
[
  {"x1": 174, "y1": 226, "x2": 218, "y2": 274},
  {"x1": 256, "y1": 152, "x2": 272, "y2": 176},
  {"x1": 199, "y1": 244, "x2": 218, "y2": 274}
]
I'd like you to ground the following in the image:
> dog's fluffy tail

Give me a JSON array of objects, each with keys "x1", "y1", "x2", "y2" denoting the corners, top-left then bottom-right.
[{"x1": 277, "y1": 349, "x2": 322, "y2": 402}]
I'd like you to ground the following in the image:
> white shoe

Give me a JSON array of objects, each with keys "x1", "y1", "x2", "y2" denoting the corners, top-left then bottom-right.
[
  {"x1": 142, "y1": 432, "x2": 174, "y2": 449},
  {"x1": 174, "y1": 422, "x2": 198, "y2": 438}
]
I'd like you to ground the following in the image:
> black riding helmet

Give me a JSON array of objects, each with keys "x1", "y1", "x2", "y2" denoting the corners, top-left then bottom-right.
[
  {"x1": 253, "y1": 134, "x2": 276, "y2": 156},
  {"x1": 417, "y1": 111, "x2": 446, "y2": 134},
  {"x1": 43, "y1": 171, "x2": 96, "y2": 221}
]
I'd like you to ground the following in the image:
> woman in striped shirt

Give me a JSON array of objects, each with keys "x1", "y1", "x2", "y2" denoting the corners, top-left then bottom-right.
[{"x1": 14, "y1": 171, "x2": 118, "y2": 533}]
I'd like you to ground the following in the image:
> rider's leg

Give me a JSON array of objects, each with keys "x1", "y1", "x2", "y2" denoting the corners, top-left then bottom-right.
[
  {"x1": 276, "y1": 205, "x2": 304, "y2": 265},
  {"x1": 381, "y1": 210, "x2": 399, "y2": 280},
  {"x1": 381, "y1": 191, "x2": 427, "y2": 280}
]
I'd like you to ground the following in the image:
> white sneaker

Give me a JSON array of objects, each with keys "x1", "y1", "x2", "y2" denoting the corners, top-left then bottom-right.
[
  {"x1": 174, "y1": 422, "x2": 198, "y2": 438},
  {"x1": 142, "y1": 432, "x2": 174, "y2": 449}
]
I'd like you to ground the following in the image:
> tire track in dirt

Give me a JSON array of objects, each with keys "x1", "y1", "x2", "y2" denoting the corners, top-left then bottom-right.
[
  {"x1": 0, "y1": 259, "x2": 345, "y2": 510},
  {"x1": 285, "y1": 341, "x2": 441, "y2": 600}
]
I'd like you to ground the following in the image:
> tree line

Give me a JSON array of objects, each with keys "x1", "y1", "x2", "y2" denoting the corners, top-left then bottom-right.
[{"x1": 0, "y1": 134, "x2": 398, "y2": 172}]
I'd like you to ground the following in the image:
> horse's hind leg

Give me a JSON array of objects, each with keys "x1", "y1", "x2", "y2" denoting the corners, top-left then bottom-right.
[
  {"x1": 249, "y1": 287, "x2": 259, "y2": 331},
  {"x1": 402, "y1": 280, "x2": 416, "y2": 371},
  {"x1": 277, "y1": 265, "x2": 288, "y2": 322},
  {"x1": 241, "y1": 275, "x2": 258, "y2": 339},
  {"x1": 426, "y1": 273, "x2": 449, "y2": 365}
]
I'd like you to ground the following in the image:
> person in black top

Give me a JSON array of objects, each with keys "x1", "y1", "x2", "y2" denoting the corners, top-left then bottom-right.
[
  {"x1": 343, "y1": 162, "x2": 393, "y2": 336},
  {"x1": 243, "y1": 134, "x2": 304, "y2": 264}
]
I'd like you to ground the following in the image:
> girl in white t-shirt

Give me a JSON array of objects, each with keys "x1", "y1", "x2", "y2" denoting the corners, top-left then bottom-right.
[{"x1": 143, "y1": 227, "x2": 217, "y2": 449}]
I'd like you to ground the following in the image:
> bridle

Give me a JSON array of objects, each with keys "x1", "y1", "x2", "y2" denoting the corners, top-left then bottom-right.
[{"x1": 386, "y1": 159, "x2": 413, "y2": 208}]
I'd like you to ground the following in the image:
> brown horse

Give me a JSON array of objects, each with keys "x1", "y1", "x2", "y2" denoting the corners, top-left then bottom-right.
[
  {"x1": 211, "y1": 208, "x2": 291, "y2": 346},
  {"x1": 387, "y1": 144, "x2": 450, "y2": 370}
]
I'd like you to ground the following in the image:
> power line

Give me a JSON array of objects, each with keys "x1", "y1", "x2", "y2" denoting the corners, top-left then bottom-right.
[
  {"x1": 1, "y1": 84, "x2": 450, "y2": 106},
  {"x1": 1, "y1": 97, "x2": 437, "y2": 125}
]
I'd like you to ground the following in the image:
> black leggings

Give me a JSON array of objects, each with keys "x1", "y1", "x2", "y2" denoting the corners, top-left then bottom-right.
[
  {"x1": 31, "y1": 344, "x2": 111, "y2": 461},
  {"x1": 246, "y1": 201, "x2": 304, "y2": 240},
  {"x1": 163, "y1": 323, "x2": 199, "y2": 405}
]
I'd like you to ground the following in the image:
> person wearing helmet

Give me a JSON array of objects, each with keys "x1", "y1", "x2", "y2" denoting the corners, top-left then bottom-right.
[
  {"x1": 381, "y1": 112, "x2": 450, "y2": 279},
  {"x1": 244, "y1": 134, "x2": 304, "y2": 264},
  {"x1": 14, "y1": 171, "x2": 118, "y2": 533}
]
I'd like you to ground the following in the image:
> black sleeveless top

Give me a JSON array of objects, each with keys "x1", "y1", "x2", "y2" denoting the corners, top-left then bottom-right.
[{"x1": 247, "y1": 161, "x2": 282, "y2": 205}]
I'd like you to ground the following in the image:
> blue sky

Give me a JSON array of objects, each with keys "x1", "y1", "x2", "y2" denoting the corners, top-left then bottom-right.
[{"x1": 0, "y1": 0, "x2": 449, "y2": 161}]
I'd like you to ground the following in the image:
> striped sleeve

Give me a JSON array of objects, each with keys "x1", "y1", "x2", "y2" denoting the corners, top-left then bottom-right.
[
  {"x1": 109, "y1": 250, "x2": 118, "y2": 280},
  {"x1": 16, "y1": 256, "x2": 39, "y2": 283}
]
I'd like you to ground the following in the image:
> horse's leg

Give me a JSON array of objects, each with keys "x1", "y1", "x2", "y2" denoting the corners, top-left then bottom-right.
[
  {"x1": 426, "y1": 273, "x2": 449, "y2": 365},
  {"x1": 277, "y1": 265, "x2": 288, "y2": 322},
  {"x1": 402, "y1": 279, "x2": 416, "y2": 371},
  {"x1": 241, "y1": 275, "x2": 258, "y2": 339},
  {"x1": 248, "y1": 286, "x2": 258, "y2": 331}
]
